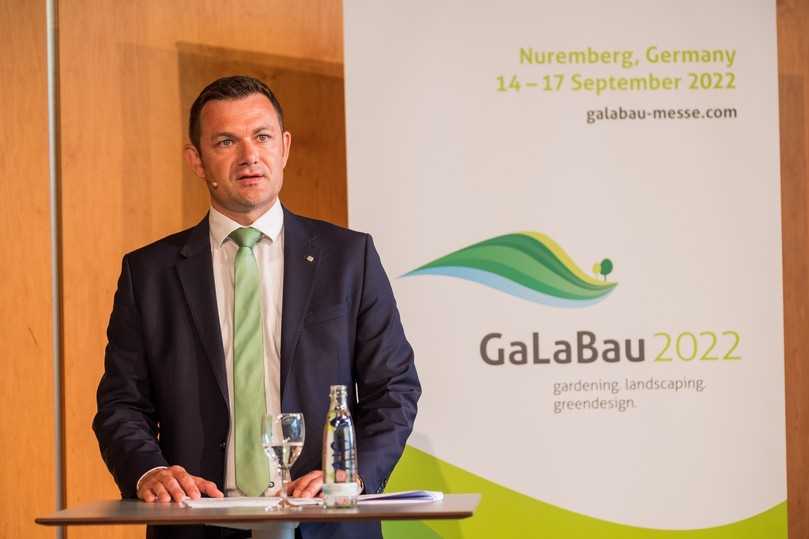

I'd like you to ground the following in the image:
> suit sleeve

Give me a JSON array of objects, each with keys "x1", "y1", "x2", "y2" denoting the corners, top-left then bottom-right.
[
  {"x1": 92, "y1": 256, "x2": 168, "y2": 498},
  {"x1": 353, "y1": 235, "x2": 421, "y2": 494}
]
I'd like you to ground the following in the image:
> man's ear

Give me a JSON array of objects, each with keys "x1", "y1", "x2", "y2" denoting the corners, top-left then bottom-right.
[
  {"x1": 281, "y1": 131, "x2": 292, "y2": 168},
  {"x1": 184, "y1": 144, "x2": 206, "y2": 180}
]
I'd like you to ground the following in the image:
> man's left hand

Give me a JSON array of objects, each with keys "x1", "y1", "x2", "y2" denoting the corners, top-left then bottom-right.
[
  {"x1": 287, "y1": 471, "x2": 365, "y2": 498},
  {"x1": 288, "y1": 470, "x2": 323, "y2": 498}
]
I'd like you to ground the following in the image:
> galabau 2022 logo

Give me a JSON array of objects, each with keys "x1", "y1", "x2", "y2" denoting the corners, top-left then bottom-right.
[
  {"x1": 405, "y1": 231, "x2": 616, "y2": 307},
  {"x1": 406, "y1": 232, "x2": 742, "y2": 367}
]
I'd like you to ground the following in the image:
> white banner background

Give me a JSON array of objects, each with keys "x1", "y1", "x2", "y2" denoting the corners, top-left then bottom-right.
[{"x1": 344, "y1": 0, "x2": 784, "y2": 531}]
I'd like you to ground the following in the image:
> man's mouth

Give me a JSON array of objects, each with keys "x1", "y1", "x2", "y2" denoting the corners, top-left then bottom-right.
[{"x1": 237, "y1": 173, "x2": 264, "y2": 181}]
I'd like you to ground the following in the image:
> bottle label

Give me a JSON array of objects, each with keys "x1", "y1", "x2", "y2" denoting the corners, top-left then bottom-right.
[{"x1": 323, "y1": 482, "x2": 359, "y2": 497}]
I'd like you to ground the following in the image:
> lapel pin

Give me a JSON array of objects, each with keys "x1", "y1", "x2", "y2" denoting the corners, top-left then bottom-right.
[{"x1": 306, "y1": 255, "x2": 315, "y2": 263}]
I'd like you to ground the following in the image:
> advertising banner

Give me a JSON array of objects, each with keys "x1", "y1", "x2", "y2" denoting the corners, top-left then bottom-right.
[{"x1": 344, "y1": 1, "x2": 785, "y2": 536}]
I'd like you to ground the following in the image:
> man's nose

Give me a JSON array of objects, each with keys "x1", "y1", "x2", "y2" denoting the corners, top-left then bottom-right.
[{"x1": 239, "y1": 140, "x2": 259, "y2": 164}]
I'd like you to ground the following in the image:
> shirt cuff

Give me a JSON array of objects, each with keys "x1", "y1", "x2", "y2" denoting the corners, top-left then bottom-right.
[{"x1": 136, "y1": 466, "x2": 168, "y2": 492}]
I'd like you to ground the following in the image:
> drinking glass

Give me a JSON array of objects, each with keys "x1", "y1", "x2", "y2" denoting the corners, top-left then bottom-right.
[{"x1": 261, "y1": 413, "x2": 305, "y2": 510}]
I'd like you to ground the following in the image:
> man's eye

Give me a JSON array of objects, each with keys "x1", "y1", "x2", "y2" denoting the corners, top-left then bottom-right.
[
  {"x1": 217, "y1": 139, "x2": 233, "y2": 147},
  {"x1": 257, "y1": 134, "x2": 271, "y2": 142}
]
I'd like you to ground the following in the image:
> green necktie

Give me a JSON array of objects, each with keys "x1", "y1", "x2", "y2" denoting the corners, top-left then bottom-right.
[{"x1": 230, "y1": 227, "x2": 269, "y2": 496}]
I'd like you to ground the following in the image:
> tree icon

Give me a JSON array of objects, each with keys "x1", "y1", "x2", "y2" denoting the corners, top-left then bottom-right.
[
  {"x1": 598, "y1": 258, "x2": 613, "y2": 281},
  {"x1": 593, "y1": 259, "x2": 614, "y2": 281}
]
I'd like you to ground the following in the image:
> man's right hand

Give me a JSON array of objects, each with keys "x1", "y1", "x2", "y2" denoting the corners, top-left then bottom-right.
[{"x1": 137, "y1": 465, "x2": 224, "y2": 502}]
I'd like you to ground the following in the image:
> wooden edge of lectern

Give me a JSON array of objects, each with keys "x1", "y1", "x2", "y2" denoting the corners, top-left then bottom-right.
[{"x1": 35, "y1": 494, "x2": 481, "y2": 526}]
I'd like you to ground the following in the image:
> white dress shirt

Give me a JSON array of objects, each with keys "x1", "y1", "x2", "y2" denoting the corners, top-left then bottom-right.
[
  {"x1": 136, "y1": 201, "x2": 285, "y2": 495},
  {"x1": 209, "y1": 202, "x2": 284, "y2": 493}
]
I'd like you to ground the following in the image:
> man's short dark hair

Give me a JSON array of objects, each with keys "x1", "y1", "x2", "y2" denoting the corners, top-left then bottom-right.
[{"x1": 188, "y1": 75, "x2": 284, "y2": 150}]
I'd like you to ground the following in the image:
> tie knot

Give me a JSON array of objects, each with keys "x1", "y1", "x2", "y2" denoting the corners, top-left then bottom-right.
[{"x1": 229, "y1": 227, "x2": 263, "y2": 249}]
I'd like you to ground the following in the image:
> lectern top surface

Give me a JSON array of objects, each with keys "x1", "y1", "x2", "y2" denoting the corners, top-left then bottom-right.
[{"x1": 36, "y1": 493, "x2": 480, "y2": 526}]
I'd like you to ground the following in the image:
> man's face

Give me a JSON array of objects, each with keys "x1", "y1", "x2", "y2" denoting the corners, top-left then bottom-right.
[{"x1": 185, "y1": 93, "x2": 291, "y2": 224}]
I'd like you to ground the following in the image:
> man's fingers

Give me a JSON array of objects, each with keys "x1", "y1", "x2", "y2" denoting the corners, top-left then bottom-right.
[
  {"x1": 291, "y1": 471, "x2": 323, "y2": 498},
  {"x1": 139, "y1": 467, "x2": 198, "y2": 502},
  {"x1": 138, "y1": 466, "x2": 223, "y2": 502},
  {"x1": 163, "y1": 465, "x2": 191, "y2": 501},
  {"x1": 162, "y1": 476, "x2": 188, "y2": 503},
  {"x1": 196, "y1": 477, "x2": 224, "y2": 498},
  {"x1": 140, "y1": 487, "x2": 157, "y2": 503},
  {"x1": 297, "y1": 477, "x2": 323, "y2": 498},
  {"x1": 151, "y1": 482, "x2": 172, "y2": 503},
  {"x1": 287, "y1": 471, "x2": 314, "y2": 495},
  {"x1": 177, "y1": 471, "x2": 201, "y2": 500}
]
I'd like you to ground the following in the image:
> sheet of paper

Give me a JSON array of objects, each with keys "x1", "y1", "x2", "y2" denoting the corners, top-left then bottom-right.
[
  {"x1": 183, "y1": 497, "x2": 280, "y2": 509},
  {"x1": 358, "y1": 490, "x2": 444, "y2": 505}
]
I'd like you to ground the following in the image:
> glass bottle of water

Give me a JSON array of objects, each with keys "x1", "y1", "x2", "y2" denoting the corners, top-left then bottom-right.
[{"x1": 322, "y1": 385, "x2": 359, "y2": 507}]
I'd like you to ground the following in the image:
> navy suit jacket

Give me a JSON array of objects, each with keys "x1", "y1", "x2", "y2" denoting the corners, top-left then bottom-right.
[{"x1": 93, "y1": 207, "x2": 421, "y2": 539}]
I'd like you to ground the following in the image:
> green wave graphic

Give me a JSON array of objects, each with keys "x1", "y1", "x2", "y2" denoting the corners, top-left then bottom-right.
[
  {"x1": 405, "y1": 232, "x2": 617, "y2": 307},
  {"x1": 383, "y1": 446, "x2": 786, "y2": 539}
]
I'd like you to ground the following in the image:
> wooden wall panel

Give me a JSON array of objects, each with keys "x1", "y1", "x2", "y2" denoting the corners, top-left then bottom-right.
[
  {"x1": 777, "y1": 2, "x2": 809, "y2": 538},
  {"x1": 0, "y1": 0, "x2": 57, "y2": 537},
  {"x1": 58, "y1": 2, "x2": 344, "y2": 538}
]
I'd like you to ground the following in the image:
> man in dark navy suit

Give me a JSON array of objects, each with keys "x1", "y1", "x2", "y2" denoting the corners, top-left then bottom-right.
[{"x1": 93, "y1": 76, "x2": 420, "y2": 539}]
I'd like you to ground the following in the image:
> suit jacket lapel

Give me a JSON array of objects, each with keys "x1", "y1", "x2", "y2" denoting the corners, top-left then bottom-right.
[
  {"x1": 176, "y1": 216, "x2": 229, "y2": 408},
  {"x1": 281, "y1": 207, "x2": 320, "y2": 397}
]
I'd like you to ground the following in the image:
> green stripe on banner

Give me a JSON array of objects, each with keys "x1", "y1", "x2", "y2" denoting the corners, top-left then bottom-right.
[{"x1": 383, "y1": 446, "x2": 786, "y2": 539}]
